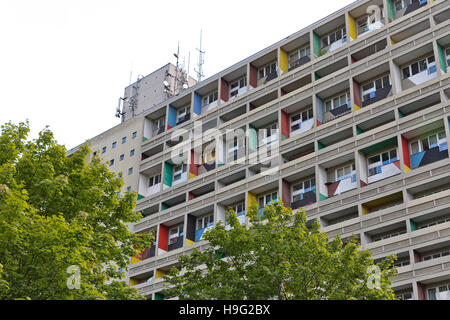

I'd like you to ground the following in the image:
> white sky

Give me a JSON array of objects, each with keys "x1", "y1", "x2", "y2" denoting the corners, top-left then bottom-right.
[{"x1": 0, "y1": 0, "x2": 355, "y2": 149}]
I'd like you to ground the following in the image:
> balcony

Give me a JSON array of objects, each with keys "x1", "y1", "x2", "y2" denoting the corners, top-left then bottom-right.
[
  {"x1": 363, "y1": 221, "x2": 407, "y2": 245},
  {"x1": 351, "y1": 39, "x2": 387, "y2": 64},
  {"x1": 358, "y1": 137, "x2": 400, "y2": 186},
  {"x1": 353, "y1": 63, "x2": 392, "y2": 110},
  {"x1": 316, "y1": 81, "x2": 351, "y2": 125},
  {"x1": 138, "y1": 165, "x2": 162, "y2": 199},
  {"x1": 313, "y1": 15, "x2": 347, "y2": 57},
  {"x1": 217, "y1": 196, "x2": 246, "y2": 228},
  {"x1": 348, "y1": 0, "x2": 385, "y2": 40},
  {"x1": 392, "y1": 43, "x2": 437, "y2": 92},
  {"x1": 280, "y1": 32, "x2": 310, "y2": 73},
  {"x1": 387, "y1": 0, "x2": 428, "y2": 22},
  {"x1": 221, "y1": 65, "x2": 248, "y2": 102},
  {"x1": 318, "y1": 154, "x2": 356, "y2": 200},
  {"x1": 281, "y1": 167, "x2": 316, "y2": 210},
  {"x1": 361, "y1": 192, "x2": 404, "y2": 215},
  {"x1": 194, "y1": 79, "x2": 219, "y2": 116},
  {"x1": 190, "y1": 142, "x2": 217, "y2": 179},
  {"x1": 249, "y1": 113, "x2": 279, "y2": 154},
  {"x1": 249, "y1": 50, "x2": 278, "y2": 88},
  {"x1": 185, "y1": 206, "x2": 214, "y2": 245},
  {"x1": 143, "y1": 110, "x2": 166, "y2": 141},
  {"x1": 167, "y1": 94, "x2": 192, "y2": 130},
  {"x1": 401, "y1": 120, "x2": 448, "y2": 172}
]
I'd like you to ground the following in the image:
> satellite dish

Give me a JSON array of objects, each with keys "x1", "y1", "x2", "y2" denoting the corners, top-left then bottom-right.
[
  {"x1": 182, "y1": 83, "x2": 188, "y2": 89},
  {"x1": 163, "y1": 80, "x2": 170, "y2": 87}
]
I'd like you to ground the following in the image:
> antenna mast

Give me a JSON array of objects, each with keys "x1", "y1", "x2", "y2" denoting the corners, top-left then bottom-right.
[{"x1": 195, "y1": 30, "x2": 205, "y2": 82}]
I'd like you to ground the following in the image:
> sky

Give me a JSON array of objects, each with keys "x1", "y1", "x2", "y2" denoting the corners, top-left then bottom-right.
[{"x1": 0, "y1": 0, "x2": 355, "y2": 150}]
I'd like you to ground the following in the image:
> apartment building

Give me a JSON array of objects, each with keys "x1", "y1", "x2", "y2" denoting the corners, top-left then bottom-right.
[{"x1": 71, "y1": 0, "x2": 450, "y2": 300}]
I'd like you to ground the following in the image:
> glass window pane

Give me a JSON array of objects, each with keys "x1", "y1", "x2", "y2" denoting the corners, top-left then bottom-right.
[
  {"x1": 422, "y1": 138, "x2": 430, "y2": 151},
  {"x1": 333, "y1": 97, "x2": 339, "y2": 107},
  {"x1": 419, "y1": 59, "x2": 427, "y2": 72},
  {"x1": 429, "y1": 135, "x2": 438, "y2": 148},
  {"x1": 402, "y1": 67, "x2": 410, "y2": 79},
  {"x1": 344, "y1": 166, "x2": 351, "y2": 175},
  {"x1": 390, "y1": 149, "x2": 397, "y2": 160},
  {"x1": 411, "y1": 62, "x2": 419, "y2": 75},
  {"x1": 383, "y1": 76, "x2": 390, "y2": 87},
  {"x1": 382, "y1": 152, "x2": 389, "y2": 163},
  {"x1": 428, "y1": 288, "x2": 437, "y2": 300},
  {"x1": 369, "y1": 155, "x2": 380, "y2": 165},
  {"x1": 330, "y1": 33, "x2": 336, "y2": 43},
  {"x1": 363, "y1": 83, "x2": 374, "y2": 91},
  {"x1": 411, "y1": 141, "x2": 420, "y2": 154},
  {"x1": 375, "y1": 79, "x2": 382, "y2": 90}
]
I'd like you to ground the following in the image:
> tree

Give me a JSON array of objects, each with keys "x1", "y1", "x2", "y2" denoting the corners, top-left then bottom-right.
[
  {"x1": 0, "y1": 121, "x2": 153, "y2": 300},
  {"x1": 164, "y1": 201, "x2": 398, "y2": 300}
]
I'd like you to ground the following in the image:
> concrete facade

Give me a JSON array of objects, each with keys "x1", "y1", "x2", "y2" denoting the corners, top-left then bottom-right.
[{"x1": 75, "y1": 0, "x2": 450, "y2": 300}]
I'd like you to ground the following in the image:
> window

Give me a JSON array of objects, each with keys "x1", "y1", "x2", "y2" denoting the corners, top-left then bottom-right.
[
  {"x1": 120, "y1": 154, "x2": 124, "y2": 161},
  {"x1": 401, "y1": 56, "x2": 436, "y2": 79},
  {"x1": 154, "y1": 117, "x2": 165, "y2": 131},
  {"x1": 149, "y1": 174, "x2": 161, "y2": 187},
  {"x1": 422, "y1": 249, "x2": 450, "y2": 262},
  {"x1": 168, "y1": 224, "x2": 184, "y2": 245},
  {"x1": 197, "y1": 214, "x2": 214, "y2": 230},
  {"x1": 410, "y1": 131, "x2": 447, "y2": 155},
  {"x1": 132, "y1": 131, "x2": 137, "y2": 139},
  {"x1": 321, "y1": 27, "x2": 346, "y2": 48},
  {"x1": 361, "y1": 75, "x2": 391, "y2": 102},
  {"x1": 428, "y1": 283, "x2": 450, "y2": 300},
  {"x1": 130, "y1": 149, "x2": 135, "y2": 157},
  {"x1": 288, "y1": 46, "x2": 310, "y2": 68},
  {"x1": 356, "y1": 9, "x2": 385, "y2": 36},
  {"x1": 112, "y1": 142, "x2": 117, "y2": 149},
  {"x1": 292, "y1": 178, "x2": 316, "y2": 202},
  {"x1": 173, "y1": 164, "x2": 187, "y2": 182},
  {"x1": 290, "y1": 108, "x2": 313, "y2": 133},
  {"x1": 122, "y1": 137, "x2": 127, "y2": 144},
  {"x1": 396, "y1": 292, "x2": 413, "y2": 300},
  {"x1": 336, "y1": 164, "x2": 355, "y2": 181},
  {"x1": 102, "y1": 147, "x2": 106, "y2": 153},
  {"x1": 202, "y1": 91, "x2": 218, "y2": 107},
  {"x1": 260, "y1": 123, "x2": 278, "y2": 147},
  {"x1": 392, "y1": 260, "x2": 410, "y2": 268},
  {"x1": 418, "y1": 216, "x2": 450, "y2": 230},
  {"x1": 367, "y1": 148, "x2": 398, "y2": 176},
  {"x1": 176, "y1": 106, "x2": 190, "y2": 122},
  {"x1": 324, "y1": 92, "x2": 350, "y2": 112},
  {"x1": 230, "y1": 202, "x2": 244, "y2": 214},
  {"x1": 258, "y1": 191, "x2": 278, "y2": 209},
  {"x1": 128, "y1": 167, "x2": 133, "y2": 175},
  {"x1": 110, "y1": 159, "x2": 115, "y2": 167},
  {"x1": 230, "y1": 76, "x2": 247, "y2": 98},
  {"x1": 126, "y1": 186, "x2": 132, "y2": 192},
  {"x1": 373, "y1": 229, "x2": 406, "y2": 242},
  {"x1": 258, "y1": 62, "x2": 277, "y2": 80},
  {"x1": 394, "y1": 0, "x2": 422, "y2": 11}
]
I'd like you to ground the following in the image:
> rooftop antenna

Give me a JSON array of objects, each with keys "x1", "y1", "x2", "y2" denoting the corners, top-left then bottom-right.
[
  {"x1": 173, "y1": 41, "x2": 180, "y2": 93},
  {"x1": 194, "y1": 29, "x2": 205, "y2": 82}
]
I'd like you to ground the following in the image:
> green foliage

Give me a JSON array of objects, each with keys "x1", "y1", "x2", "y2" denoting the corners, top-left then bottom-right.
[
  {"x1": 164, "y1": 201, "x2": 398, "y2": 300},
  {"x1": 0, "y1": 121, "x2": 153, "y2": 300}
]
